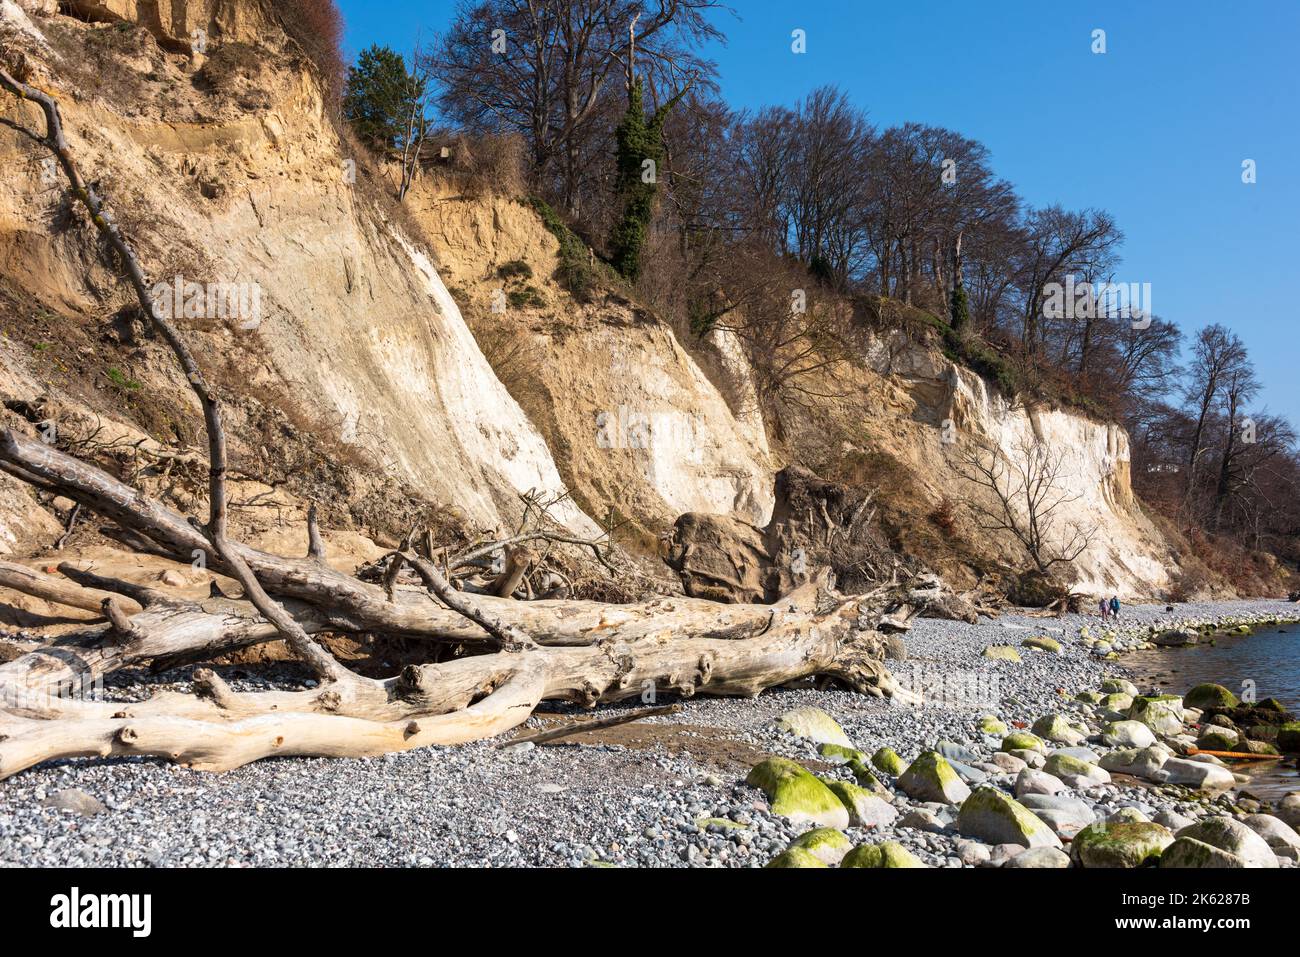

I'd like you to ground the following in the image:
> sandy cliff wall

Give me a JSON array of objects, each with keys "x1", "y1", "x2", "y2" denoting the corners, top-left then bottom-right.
[
  {"x1": 0, "y1": 7, "x2": 593, "y2": 538},
  {"x1": 0, "y1": 2, "x2": 1183, "y2": 598}
]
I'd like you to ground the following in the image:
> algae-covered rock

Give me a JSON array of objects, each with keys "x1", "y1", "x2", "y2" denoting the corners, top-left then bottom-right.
[
  {"x1": 1184, "y1": 683, "x2": 1239, "y2": 710},
  {"x1": 897, "y1": 751, "x2": 970, "y2": 805},
  {"x1": 776, "y1": 707, "x2": 853, "y2": 747},
  {"x1": 845, "y1": 759, "x2": 888, "y2": 793},
  {"x1": 1277, "y1": 722, "x2": 1300, "y2": 753},
  {"x1": 1109, "y1": 807, "x2": 1149, "y2": 824},
  {"x1": 1099, "y1": 692, "x2": 1135, "y2": 713},
  {"x1": 1042, "y1": 753, "x2": 1111, "y2": 788},
  {"x1": 1101, "y1": 678, "x2": 1139, "y2": 696},
  {"x1": 1197, "y1": 727, "x2": 1240, "y2": 752},
  {"x1": 1021, "y1": 635, "x2": 1062, "y2": 654},
  {"x1": 981, "y1": 645, "x2": 1021, "y2": 663},
  {"x1": 1031, "y1": 714, "x2": 1085, "y2": 745},
  {"x1": 1070, "y1": 820, "x2": 1174, "y2": 868},
  {"x1": 870, "y1": 746, "x2": 906, "y2": 776},
  {"x1": 746, "y1": 757, "x2": 850, "y2": 828},
  {"x1": 1172, "y1": 816, "x2": 1278, "y2": 868},
  {"x1": 978, "y1": 715, "x2": 1008, "y2": 735},
  {"x1": 765, "y1": 846, "x2": 829, "y2": 868},
  {"x1": 999, "y1": 731, "x2": 1046, "y2": 754},
  {"x1": 1159, "y1": 836, "x2": 1248, "y2": 868},
  {"x1": 840, "y1": 841, "x2": 926, "y2": 868},
  {"x1": 1101, "y1": 719, "x2": 1157, "y2": 748},
  {"x1": 956, "y1": 786, "x2": 1061, "y2": 849},
  {"x1": 787, "y1": 827, "x2": 853, "y2": 864},
  {"x1": 1075, "y1": 690, "x2": 1104, "y2": 705},
  {"x1": 1129, "y1": 695, "x2": 1185, "y2": 735},
  {"x1": 822, "y1": 780, "x2": 899, "y2": 829},
  {"x1": 818, "y1": 742, "x2": 867, "y2": 765}
]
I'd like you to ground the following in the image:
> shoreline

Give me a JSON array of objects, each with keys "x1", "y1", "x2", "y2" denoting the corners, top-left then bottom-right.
[{"x1": 0, "y1": 599, "x2": 1297, "y2": 867}]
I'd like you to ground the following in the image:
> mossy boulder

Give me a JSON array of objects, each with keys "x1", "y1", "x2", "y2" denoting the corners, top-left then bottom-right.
[
  {"x1": 956, "y1": 786, "x2": 1061, "y2": 849},
  {"x1": 776, "y1": 707, "x2": 853, "y2": 747},
  {"x1": 1184, "y1": 683, "x2": 1239, "y2": 710},
  {"x1": 818, "y1": 742, "x2": 867, "y2": 765},
  {"x1": 1042, "y1": 753, "x2": 1111, "y2": 787},
  {"x1": 870, "y1": 746, "x2": 906, "y2": 776},
  {"x1": 765, "y1": 846, "x2": 829, "y2": 868},
  {"x1": 1277, "y1": 722, "x2": 1300, "y2": 753},
  {"x1": 822, "y1": 780, "x2": 899, "y2": 829},
  {"x1": 897, "y1": 750, "x2": 971, "y2": 805},
  {"x1": 1071, "y1": 820, "x2": 1174, "y2": 867},
  {"x1": 840, "y1": 841, "x2": 925, "y2": 868},
  {"x1": 1197, "y1": 727, "x2": 1240, "y2": 752},
  {"x1": 1171, "y1": 816, "x2": 1279, "y2": 868},
  {"x1": 1021, "y1": 635, "x2": 1063, "y2": 653},
  {"x1": 845, "y1": 759, "x2": 888, "y2": 793},
  {"x1": 1102, "y1": 720, "x2": 1157, "y2": 748},
  {"x1": 981, "y1": 645, "x2": 1022, "y2": 663},
  {"x1": 1000, "y1": 731, "x2": 1046, "y2": 754},
  {"x1": 978, "y1": 715, "x2": 1008, "y2": 735},
  {"x1": 1101, "y1": 678, "x2": 1139, "y2": 696},
  {"x1": 1159, "y1": 837, "x2": 1248, "y2": 869},
  {"x1": 787, "y1": 827, "x2": 852, "y2": 865},
  {"x1": 1075, "y1": 690, "x2": 1104, "y2": 705},
  {"x1": 1031, "y1": 714, "x2": 1085, "y2": 745},
  {"x1": 1129, "y1": 695, "x2": 1185, "y2": 735},
  {"x1": 746, "y1": 757, "x2": 850, "y2": 828},
  {"x1": 1099, "y1": 692, "x2": 1135, "y2": 713}
]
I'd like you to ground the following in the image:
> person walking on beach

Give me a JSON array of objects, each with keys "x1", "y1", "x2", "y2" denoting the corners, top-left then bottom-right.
[
  {"x1": 1099, "y1": 597, "x2": 1109, "y2": 620},
  {"x1": 1109, "y1": 595, "x2": 1121, "y2": 619}
]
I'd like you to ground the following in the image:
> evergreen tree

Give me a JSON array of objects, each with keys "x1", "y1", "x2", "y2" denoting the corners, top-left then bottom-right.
[
  {"x1": 951, "y1": 283, "x2": 971, "y2": 335},
  {"x1": 343, "y1": 45, "x2": 421, "y2": 151},
  {"x1": 610, "y1": 80, "x2": 684, "y2": 282}
]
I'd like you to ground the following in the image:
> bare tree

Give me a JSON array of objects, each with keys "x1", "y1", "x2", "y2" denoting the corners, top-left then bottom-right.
[
  {"x1": 430, "y1": 0, "x2": 723, "y2": 212},
  {"x1": 1181, "y1": 323, "x2": 1251, "y2": 510},
  {"x1": 397, "y1": 43, "x2": 435, "y2": 202},
  {"x1": 957, "y1": 437, "x2": 1097, "y2": 576}
]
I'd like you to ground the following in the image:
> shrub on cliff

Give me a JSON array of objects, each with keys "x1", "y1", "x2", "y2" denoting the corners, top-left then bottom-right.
[{"x1": 274, "y1": 0, "x2": 346, "y2": 114}]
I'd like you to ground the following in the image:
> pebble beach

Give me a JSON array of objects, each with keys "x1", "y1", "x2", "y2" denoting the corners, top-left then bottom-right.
[{"x1": 2, "y1": 599, "x2": 1297, "y2": 868}]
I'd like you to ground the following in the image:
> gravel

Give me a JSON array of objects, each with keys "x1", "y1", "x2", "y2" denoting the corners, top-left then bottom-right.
[{"x1": 1, "y1": 599, "x2": 1295, "y2": 868}]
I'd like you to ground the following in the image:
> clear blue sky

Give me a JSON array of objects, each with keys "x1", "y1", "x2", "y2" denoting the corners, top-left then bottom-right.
[{"x1": 336, "y1": 0, "x2": 1300, "y2": 426}]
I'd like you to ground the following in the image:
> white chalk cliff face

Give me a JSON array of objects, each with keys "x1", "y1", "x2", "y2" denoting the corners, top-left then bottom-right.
[
  {"x1": 948, "y1": 367, "x2": 1172, "y2": 596},
  {"x1": 405, "y1": 188, "x2": 776, "y2": 533},
  {"x1": 858, "y1": 335, "x2": 1175, "y2": 599}
]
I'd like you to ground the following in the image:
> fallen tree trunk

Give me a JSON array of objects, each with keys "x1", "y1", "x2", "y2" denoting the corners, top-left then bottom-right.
[{"x1": 0, "y1": 575, "x2": 901, "y2": 778}]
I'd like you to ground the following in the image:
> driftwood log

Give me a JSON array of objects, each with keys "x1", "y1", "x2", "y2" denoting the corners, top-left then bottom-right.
[{"x1": 0, "y1": 65, "x2": 906, "y2": 782}]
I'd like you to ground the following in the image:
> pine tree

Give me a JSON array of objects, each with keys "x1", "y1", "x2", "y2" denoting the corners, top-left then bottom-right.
[{"x1": 343, "y1": 45, "x2": 421, "y2": 151}]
